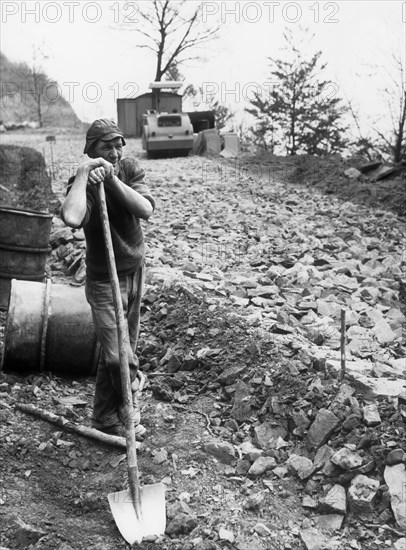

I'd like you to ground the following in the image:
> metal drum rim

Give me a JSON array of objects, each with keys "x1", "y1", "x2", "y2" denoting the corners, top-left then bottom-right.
[
  {"x1": 0, "y1": 273, "x2": 46, "y2": 280},
  {"x1": 1, "y1": 278, "x2": 19, "y2": 371},
  {"x1": 0, "y1": 243, "x2": 50, "y2": 253},
  {"x1": 0, "y1": 206, "x2": 53, "y2": 219}
]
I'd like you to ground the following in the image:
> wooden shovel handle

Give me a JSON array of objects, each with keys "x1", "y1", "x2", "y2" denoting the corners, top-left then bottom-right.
[{"x1": 97, "y1": 182, "x2": 142, "y2": 517}]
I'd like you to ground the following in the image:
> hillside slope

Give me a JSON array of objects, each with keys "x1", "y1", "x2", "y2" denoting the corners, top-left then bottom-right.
[{"x1": 0, "y1": 52, "x2": 81, "y2": 128}]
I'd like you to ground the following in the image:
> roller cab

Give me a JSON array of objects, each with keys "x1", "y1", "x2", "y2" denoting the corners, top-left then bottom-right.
[{"x1": 142, "y1": 111, "x2": 194, "y2": 157}]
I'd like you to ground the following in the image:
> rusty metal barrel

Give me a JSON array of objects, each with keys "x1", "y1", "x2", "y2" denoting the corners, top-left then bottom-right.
[
  {"x1": 1, "y1": 279, "x2": 100, "y2": 375},
  {"x1": 0, "y1": 206, "x2": 53, "y2": 309}
]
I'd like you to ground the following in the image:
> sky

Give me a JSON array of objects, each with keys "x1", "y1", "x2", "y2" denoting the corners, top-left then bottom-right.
[{"x1": 1, "y1": 0, "x2": 405, "y2": 137}]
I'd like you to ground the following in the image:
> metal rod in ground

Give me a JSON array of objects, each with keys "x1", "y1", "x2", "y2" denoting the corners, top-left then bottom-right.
[
  {"x1": 340, "y1": 308, "x2": 346, "y2": 381},
  {"x1": 50, "y1": 143, "x2": 55, "y2": 180}
]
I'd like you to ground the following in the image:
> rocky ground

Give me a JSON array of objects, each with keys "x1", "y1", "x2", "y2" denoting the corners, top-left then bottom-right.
[{"x1": 0, "y1": 131, "x2": 405, "y2": 550}]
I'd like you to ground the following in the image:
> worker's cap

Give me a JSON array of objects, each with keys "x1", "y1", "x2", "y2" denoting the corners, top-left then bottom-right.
[{"x1": 83, "y1": 118, "x2": 126, "y2": 154}]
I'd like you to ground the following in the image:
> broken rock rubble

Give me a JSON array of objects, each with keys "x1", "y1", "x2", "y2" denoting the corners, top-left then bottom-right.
[
  {"x1": 47, "y1": 152, "x2": 405, "y2": 548},
  {"x1": 348, "y1": 474, "x2": 380, "y2": 515},
  {"x1": 384, "y1": 463, "x2": 406, "y2": 531}
]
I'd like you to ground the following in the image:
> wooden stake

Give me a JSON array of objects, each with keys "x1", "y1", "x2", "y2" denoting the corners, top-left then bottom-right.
[{"x1": 340, "y1": 308, "x2": 346, "y2": 382}]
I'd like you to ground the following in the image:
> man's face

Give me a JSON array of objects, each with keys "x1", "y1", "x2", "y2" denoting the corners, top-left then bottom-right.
[{"x1": 91, "y1": 137, "x2": 123, "y2": 172}]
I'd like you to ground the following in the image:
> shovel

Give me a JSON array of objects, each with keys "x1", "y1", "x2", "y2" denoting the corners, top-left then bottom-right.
[{"x1": 97, "y1": 182, "x2": 166, "y2": 544}]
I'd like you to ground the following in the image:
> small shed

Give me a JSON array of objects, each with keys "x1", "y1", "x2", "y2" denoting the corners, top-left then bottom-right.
[{"x1": 117, "y1": 92, "x2": 182, "y2": 137}]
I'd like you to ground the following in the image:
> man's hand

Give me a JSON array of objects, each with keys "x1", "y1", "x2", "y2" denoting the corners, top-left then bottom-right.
[
  {"x1": 78, "y1": 157, "x2": 113, "y2": 178},
  {"x1": 88, "y1": 166, "x2": 106, "y2": 185},
  {"x1": 61, "y1": 158, "x2": 114, "y2": 228}
]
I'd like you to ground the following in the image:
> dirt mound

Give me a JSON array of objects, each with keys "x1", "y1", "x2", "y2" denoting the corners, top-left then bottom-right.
[
  {"x1": 287, "y1": 155, "x2": 406, "y2": 217},
  {"x1": 237, "y1": 151, "x2": 405, "y2": 217},
  {"x1": 0, "y1": 144, "x2": 60, "y2": 213}
]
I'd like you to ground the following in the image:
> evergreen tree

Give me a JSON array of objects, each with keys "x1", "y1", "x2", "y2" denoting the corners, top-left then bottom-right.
[{"x1": 247, "y1": 29, "x2": 349, "y2": 155}]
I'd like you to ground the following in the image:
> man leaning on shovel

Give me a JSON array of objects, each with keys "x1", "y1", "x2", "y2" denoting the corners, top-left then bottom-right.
[{"x1": 61, "y1": 118, "x2": 155, "y2": 440}]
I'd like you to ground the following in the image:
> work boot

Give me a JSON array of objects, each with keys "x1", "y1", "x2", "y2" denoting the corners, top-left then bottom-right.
[
  {"x1": 118, "y1": 394, "x2": 145, "y2": 439},
  {"x1": 96, "y1": 423, "x2": 146, "y2": 441},
  {"x1": 117, "y1": 370, "x2": 147, "y2": 438},
  {"x1": 131, "y1": 370, "x2": 147, "y2": 393}
]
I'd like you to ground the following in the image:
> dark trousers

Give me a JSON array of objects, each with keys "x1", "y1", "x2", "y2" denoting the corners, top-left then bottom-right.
[{"x1": 85, "y1": 265, "x2": 144, "y2": 429}]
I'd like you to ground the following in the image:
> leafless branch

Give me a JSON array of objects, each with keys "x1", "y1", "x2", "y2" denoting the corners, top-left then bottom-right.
[{"x1": 116, "y1": 0, "x2": 220, "y2": 81}]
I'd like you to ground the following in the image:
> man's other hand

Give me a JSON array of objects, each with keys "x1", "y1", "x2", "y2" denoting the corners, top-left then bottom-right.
[
  {"x1": 79, "y1": 157, "x2": 113, "y2": 178},
  {"x1": 88, "y1": 166, "x2": 106, "y2": 185}
]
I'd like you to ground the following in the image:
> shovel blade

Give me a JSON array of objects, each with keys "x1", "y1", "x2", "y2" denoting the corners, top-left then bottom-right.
[{"x1": 108, "y1": 483, "x2": 166, "y2": 544}]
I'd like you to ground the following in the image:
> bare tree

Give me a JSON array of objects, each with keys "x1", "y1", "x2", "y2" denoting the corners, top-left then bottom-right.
[
  {"x1": 374, "y1": 53, "x2": 406, "y2": 163},
  {"x1": 31, "y1": 72, "x2": 48, "y2": 128},
  {"x1": 27, "y1": 45, "x2": 53, "y2": 128},
  {"x1": 345, "y1": 96, "x2": 381, "y2": 161},
  {"x1": 134, "y1": 1, "x2": 220, "y2": 82}
]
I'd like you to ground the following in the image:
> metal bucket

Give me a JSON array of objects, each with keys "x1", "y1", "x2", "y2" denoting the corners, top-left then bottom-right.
[
  {"x1": 0, "y1": 206, "x2": 53, "y2": 309},
  {"x1": 1, "y1": 279, "x2": 100, "y2": 375}
]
